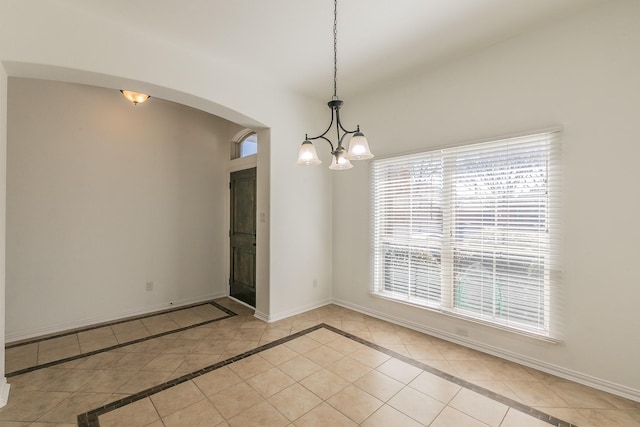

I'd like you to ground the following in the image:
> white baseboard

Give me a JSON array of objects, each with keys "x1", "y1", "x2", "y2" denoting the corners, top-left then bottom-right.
[
  {"x1": 254, "y1": 310, "x2": 269, "y2": 323},
  {"x1": 5, "y1": 292, "x2": 227, "y2": 344},
  {"x1": 257, "y1": 298, "x2": 333, "y2": 323},
  {"x1": 0, "y1": 378, "x2": 10, "y2": 408},
  {"x1": 332, "y1": 298, "x2": 640, "y2": 403}
]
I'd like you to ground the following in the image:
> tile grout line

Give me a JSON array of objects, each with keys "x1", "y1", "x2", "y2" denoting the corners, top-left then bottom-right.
[
  {"x1": 6, "y1": 301, "x2": 238, "y2": 377},
  {"x1": 77, "y1": 323, "x2": 576, "y2": 427}
]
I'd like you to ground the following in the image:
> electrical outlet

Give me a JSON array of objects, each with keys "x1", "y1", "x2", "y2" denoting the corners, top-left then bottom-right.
[
  {"x1": 313, "y1": 279, "x2": 318, "y2": 288},
  {"x1": 146, "y1": 281, "x2": 154, "y2": 292}
]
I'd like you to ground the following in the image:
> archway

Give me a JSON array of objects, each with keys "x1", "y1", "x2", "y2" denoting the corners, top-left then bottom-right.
[{"x1": 0, "y1": 62, "x2": 272, "y2": 407}]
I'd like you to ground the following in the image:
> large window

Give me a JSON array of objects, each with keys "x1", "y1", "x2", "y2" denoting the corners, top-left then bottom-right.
[{"x1": 372, "y1": 131, "x2": 560, "y2": 337}]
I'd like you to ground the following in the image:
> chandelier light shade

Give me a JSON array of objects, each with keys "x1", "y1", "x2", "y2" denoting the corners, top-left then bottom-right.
[
  {"x1": 120, "y1": 90, "x2": 150, "y2": 105},
  {"x1": 329, "y1": 147, "x2": 353, "y2": 170},
  {"x1": 296, "y1": 140, "x2": 322, "y2": 165},
  {"x1": 346, "y1": 131, "x2": 374, "y2": 160},
  {"x1": 296, "y1": 0, "x2": 373, "y2": 170}
]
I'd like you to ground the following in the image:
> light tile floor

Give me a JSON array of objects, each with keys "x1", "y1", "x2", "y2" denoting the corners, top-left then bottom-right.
[
  {"x1": 5, "y1": 302, "x2": 230, "y2": 376},
  {"x1": 1, "y1": 298, "x2": 639, "y2": 426}
]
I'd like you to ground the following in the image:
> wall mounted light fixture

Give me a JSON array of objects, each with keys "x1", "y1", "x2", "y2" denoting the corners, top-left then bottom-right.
[{"x1": 120, "y1": 90, "x2": 150, "y2": 105}]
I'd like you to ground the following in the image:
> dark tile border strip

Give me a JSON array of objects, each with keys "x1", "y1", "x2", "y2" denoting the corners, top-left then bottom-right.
[
  {"x1": 77, "y1": 323, "x2": 576, "y2": 427},
  {"x1": 7, "y1": 300, "x2": 235, "y2": 349},
  {"x1": 6, "y1": 301, "x2": 237, "y2": 377},
  {"x1": 322, "y1": 324, "x2": 577, "y2": 427},
  {"x1": 77, "y1": 324, "x2": 320, "y2": 427}
]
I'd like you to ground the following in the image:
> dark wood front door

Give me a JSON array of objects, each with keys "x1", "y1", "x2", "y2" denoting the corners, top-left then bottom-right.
[{"x1": 229, "y1": 168, "x2": 257, "y2": 307}]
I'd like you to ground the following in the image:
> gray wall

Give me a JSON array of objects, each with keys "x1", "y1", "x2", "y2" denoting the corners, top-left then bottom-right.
[{"x1": 6, "y1": 78, "x2": 243, "y2": 340}]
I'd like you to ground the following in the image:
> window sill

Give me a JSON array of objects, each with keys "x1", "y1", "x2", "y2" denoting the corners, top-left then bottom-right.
[{"x1": 370, "y1": 291, "x2": 561, "y2": 344}]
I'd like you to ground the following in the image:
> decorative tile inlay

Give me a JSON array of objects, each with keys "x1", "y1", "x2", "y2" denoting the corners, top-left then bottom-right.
[
  {"x1": 5, "y1": 301, "x2": 235, "y2": 377},
  {"x1": 77, "y1": 324, "x2": 577, "y2": 427}
]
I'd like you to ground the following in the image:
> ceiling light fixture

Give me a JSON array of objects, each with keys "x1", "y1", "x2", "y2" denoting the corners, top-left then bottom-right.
[
  {"x1": 120, "y1": 90, "x2": 150, "y2": 105},
  {"x1": 296, "y1": 0, "x2": 373, "y2": 170}
]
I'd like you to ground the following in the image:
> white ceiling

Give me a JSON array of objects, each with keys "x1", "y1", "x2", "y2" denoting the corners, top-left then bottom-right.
[{"x1": 59, "y1": 0, "x2": 606, "y2": 101}]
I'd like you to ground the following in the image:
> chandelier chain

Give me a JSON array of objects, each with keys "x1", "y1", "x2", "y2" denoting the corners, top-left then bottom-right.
[{"x1": 333, "y1": 0, "x2": 338, "y2": 99}]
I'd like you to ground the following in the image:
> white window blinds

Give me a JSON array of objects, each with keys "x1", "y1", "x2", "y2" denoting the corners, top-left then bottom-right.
[{"x1": 372, "y1": 130, "x2": 560, "y2": 336}]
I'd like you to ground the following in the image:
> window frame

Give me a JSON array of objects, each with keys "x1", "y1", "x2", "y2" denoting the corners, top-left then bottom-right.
[
  {"x1": 231, "y1": 131, "x2": 258, "y2": 160},
  {"x1": 371, "y1": 129, "x2": 561, "y2": 340}
]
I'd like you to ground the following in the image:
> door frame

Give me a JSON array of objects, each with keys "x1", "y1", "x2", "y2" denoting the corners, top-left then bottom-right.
[
  {"x1": 229, "y1": 167, "x2": 257, "y2": 307},
  {"x1": 226, "y1": 128, "x2": 269, "y2": 320},
  {"x1": 228, "y1": 136, "x2": 258, "y2": 309}
]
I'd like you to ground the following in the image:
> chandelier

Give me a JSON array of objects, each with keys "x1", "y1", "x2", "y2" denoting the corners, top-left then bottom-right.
[{"x1": 296, "y1": 0, "x2": 373, "y2": 170}]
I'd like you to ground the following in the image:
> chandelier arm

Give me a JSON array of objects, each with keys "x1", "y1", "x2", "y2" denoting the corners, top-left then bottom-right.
[
  {"x1": 306, "y1": 106, "x2": 336, "y2": 143},
  {"x1": 305, "y1": 134, "x2": 335, "y2": 153},
  {"x1": 337, "y1": 130, "x2": 354, "y2": 150},
  {"x1": 334, "y1": 108, "x2": 359, "y2": 135}
]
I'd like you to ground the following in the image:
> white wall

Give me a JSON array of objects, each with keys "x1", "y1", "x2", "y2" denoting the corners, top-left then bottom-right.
[
  {"x1": 6, "y1": 78, "x2": 244, "y2": 339},
  {"x1": 333, "y1": 0, "x2": 640, "y2": 399}
]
